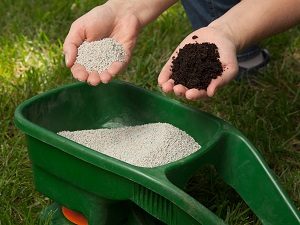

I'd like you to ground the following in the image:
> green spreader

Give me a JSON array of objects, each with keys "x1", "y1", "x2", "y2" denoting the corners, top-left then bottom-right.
[{"x1": 14, "y1": 80, "x2": 300, "y2": 225}]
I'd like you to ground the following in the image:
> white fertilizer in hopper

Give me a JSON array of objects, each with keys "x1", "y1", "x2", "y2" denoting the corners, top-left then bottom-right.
[
  {"x1": 75, "y1": 38, "x2": 126, "y2": 73},
  {"x1": 58, "y1": 123, "x2": 200, "y2": 168}
]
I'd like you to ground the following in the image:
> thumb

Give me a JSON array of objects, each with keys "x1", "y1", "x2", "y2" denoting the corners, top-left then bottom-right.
[
  {"x1": 63, "y1": 22, "x2": 85, "y2": 68},
  {"x1": 206, "y1": 62, "x2": 238, "y2": 97}
]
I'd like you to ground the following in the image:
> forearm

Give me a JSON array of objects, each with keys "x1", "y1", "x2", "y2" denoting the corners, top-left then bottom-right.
[
  {"x1": 107, "y1": 0, "x2": 178, "y2": 27},
  {"x1": 209, "y1": 0, "x2": 300, "y2": 51}
]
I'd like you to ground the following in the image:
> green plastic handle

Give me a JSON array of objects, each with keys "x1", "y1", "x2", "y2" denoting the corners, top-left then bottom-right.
[
  {"x1": 212, "y1": 131, "x2": 300, "y2": 225},
  {"x1": 130, "y1": 127, "x2": 300, "y2": 225}
]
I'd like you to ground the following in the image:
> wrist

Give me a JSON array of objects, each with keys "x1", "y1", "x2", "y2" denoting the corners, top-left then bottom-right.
[
  {"x1": 208, "y1": 20, "x2": 242, "y2": 52},
  {"x1": 106, "y1": 0, "x2": 177, "y2": 27}
]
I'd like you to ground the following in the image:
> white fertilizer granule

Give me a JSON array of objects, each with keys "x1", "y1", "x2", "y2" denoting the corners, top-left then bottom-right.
[
  {"x1": 75, "y1": 38, "x2": 126, "y2": 73},
  {"x1": 58, "y1": 123, "x2": 200, "y2": 168}
]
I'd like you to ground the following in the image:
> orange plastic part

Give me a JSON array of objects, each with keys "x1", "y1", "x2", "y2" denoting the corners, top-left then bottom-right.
[{"x1": 62, "y1": 207, "x2": 88, "y2": 225}]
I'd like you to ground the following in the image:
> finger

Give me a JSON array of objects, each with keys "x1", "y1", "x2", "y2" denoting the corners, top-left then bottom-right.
[
  {"x1": 71, "y1": 64, "x2": 88, "y2": 82},
  {"x1": 63, "y1": 21, "x2": 85, "y2": 68},
  {"x1": 185, "y1": 89, "x2": 208, "y2": 100},
  {"x1": 158, "y1": 56, "x2": 174, "y2": 86},
  {"x1": 161, "y1": 79, "x2": 174, "y2": 93},
  {"x1": 206, "y1": 77, "x2": 223, "y2": 97},
  {"x1": 87, "y1": 71, "x2": 101, "y2": 86},
  {"x1": 173, "y1": 84, "x2": 188, "y2": 96},
  {"x1": 206, "y1": 63, "x2": 238, "y2": 97},
  {"x1": 106, "y1": 61, "x2": 126, "y2": 77},
  {"x1": 158, "y1": 64, "x2": 172, "y2": 86},
  {"x1": 99, "y1": 70, "x2": 112, "y2": 84}
]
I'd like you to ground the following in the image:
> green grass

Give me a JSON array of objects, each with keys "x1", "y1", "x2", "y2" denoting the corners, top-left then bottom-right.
[{"x1": 0, "y1": 0, "x2": 299, "y2": 224}]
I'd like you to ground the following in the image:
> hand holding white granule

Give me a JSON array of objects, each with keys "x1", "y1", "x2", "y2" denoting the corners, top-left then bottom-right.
[{"x1": 75, "y1": 38, "x2": 126, "y2": 74}]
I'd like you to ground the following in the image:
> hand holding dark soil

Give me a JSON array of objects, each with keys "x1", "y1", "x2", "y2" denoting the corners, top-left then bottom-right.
[
  {"x1": 170, "y1": 42, "x2": 223, "y2": 90},
  {"x1": 158, "y1": 27, "x2": 239, "y2": 100}
]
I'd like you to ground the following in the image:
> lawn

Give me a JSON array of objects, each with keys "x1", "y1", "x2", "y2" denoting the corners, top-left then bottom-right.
[{"x1": 0, "y1": 0, "x2": 299, "y2": 225}]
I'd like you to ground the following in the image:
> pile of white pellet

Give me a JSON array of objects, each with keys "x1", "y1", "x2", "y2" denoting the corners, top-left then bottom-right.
[
  {"x1": 75, "y1": 38, "x2": 126, "y2": 73},
  {"x1": 58, "y1": 123, "x2": 200, "y2": 168}
]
